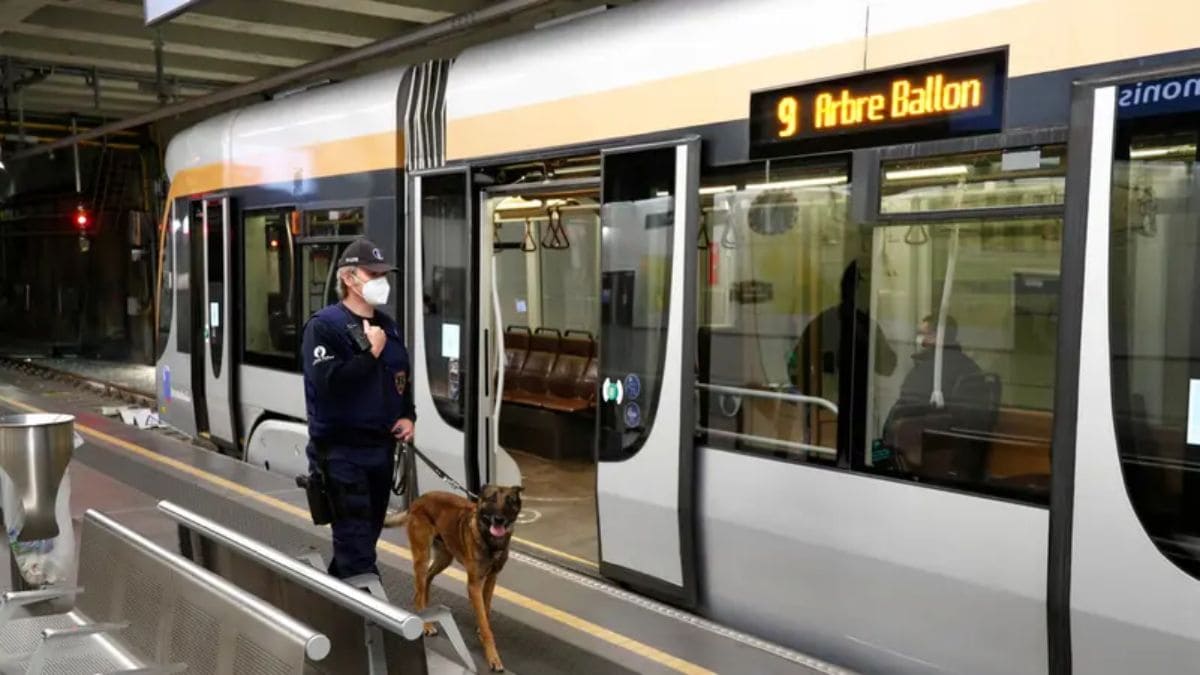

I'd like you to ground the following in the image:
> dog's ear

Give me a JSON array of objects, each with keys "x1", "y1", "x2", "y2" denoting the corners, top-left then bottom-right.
[
  {"x1": 512, "y1": 486, "x2": 524, "y2": 495},
  {"x1": 478, "y1": 484, "x2": 497, "y2": 502}
]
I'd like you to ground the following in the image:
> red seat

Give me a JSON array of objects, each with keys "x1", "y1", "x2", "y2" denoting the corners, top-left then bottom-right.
[
  {"x1": 506, "y1": 330, "x2": 559, "y2": 405},
  {"x1": 543, "y1": 336, "x2": 593, "y2": 413}
]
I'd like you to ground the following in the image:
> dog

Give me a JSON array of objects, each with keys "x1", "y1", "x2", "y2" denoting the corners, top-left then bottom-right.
[{"x1": 383, "y1": 485, "x2": 523, "y2": 672}]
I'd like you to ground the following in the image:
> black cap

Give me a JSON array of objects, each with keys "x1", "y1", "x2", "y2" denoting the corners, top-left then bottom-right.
[{"x1": 337, "y1": 238, "x2": 396, "y2": 273}]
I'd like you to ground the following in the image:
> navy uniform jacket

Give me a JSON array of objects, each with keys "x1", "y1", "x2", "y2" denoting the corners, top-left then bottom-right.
[{"x1": 301, "y1": 302, "x2": 416, "y2": 448}]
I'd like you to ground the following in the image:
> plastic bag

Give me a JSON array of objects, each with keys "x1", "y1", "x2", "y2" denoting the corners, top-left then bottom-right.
[{"x1": 0, "y1": 434, "x2": 81, "y2": 587}]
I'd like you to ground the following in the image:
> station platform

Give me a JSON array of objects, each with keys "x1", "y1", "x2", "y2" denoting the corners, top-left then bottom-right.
[{"x1": 0, "y1": 367, "x2": 852, "y2": 674}]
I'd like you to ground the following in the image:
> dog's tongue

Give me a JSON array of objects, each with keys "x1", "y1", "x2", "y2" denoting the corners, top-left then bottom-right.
[{"x1": 489, "y1": 523, "x2": 507, "y2": 538}]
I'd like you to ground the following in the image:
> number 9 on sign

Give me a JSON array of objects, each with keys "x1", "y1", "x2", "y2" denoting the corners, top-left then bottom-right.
[{"x1": 777, "y1": 96, "x2": 799, "y2": 138}]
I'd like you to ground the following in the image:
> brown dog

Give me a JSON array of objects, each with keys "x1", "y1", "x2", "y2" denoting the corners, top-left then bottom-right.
[{"x1": 383, "y1": 485, "x2": 523, "y2": 672}]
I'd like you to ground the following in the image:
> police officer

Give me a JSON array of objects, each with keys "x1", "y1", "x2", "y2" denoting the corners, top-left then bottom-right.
[{"x1": 301, "y1": 237, "x2": 415, "y2": 581}]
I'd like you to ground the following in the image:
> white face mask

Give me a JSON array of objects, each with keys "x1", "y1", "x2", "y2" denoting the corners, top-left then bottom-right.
[{"x1": 358, "y1": 275, "x2": 390, "y2": 306}]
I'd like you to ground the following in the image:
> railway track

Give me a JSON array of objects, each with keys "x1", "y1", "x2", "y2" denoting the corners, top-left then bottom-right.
[{"x1": 0, "y1": 355, "x2": 156, "y2": 409}]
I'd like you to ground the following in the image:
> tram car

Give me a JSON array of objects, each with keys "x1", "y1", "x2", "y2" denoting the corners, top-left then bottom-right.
[{"x1": 153, "y1": 0, "x2": 1200, "y2": 672}]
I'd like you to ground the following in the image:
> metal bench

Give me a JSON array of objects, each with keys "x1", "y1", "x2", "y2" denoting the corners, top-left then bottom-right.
[
  {"x1": 158, "y1": 500, "x2": 474, "y2": 674},
  {"x1": 0, "y1": 509, "x2": 329, "y2": 675}
]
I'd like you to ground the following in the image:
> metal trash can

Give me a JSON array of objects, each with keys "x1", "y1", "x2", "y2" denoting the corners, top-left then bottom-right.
[{"x1": 0, "y1": 414, "x2": 75, "y2": 543}]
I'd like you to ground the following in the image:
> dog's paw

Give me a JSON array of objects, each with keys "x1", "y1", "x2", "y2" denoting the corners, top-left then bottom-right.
[
  {"x1": 423, "y1": 622, "x2": 440, "y2": 637},
  {"x1": 487, "y1": 656, "x2": 505, "y2": 672}
]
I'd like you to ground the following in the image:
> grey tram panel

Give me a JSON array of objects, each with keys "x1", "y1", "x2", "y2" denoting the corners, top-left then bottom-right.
[
  {"x1": 0, "y1": 509, "x2": 328, "y2": 674},
  {"x1": 0, "y1": 414, "x2": 74, "y2": 542},
  {"x1": 158, "y1": 500, "x2": 474, "y2": 674}
]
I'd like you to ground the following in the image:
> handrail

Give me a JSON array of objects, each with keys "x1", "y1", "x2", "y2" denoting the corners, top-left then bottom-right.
[
  {"x1": 700, "y1": 427, "x2": 837, "y2": 457},
  {"x1": 695, "y1": 382, "x2": 839, "y2": 415},
  {"x1": 155, "y1": 501, "x2": 425, "y2": 641},
  {"x1": 86, "y1": 509, "x2": 332, "y2": 661}
]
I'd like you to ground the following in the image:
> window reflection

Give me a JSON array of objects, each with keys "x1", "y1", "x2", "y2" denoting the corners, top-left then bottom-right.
[
  {"x1": 865, "y1": 217, "x2": 1060, "y2": 502},
  {"x1": 881, "y1": 147, "x2": 1066, "y2": 214},
  {"x1": 1110, "y1": 124, "x2": 1200, "y2": 577},
  {"x1": 243, "y1": 209, "x2": 297, "y2": 364},
  {"x1": 695, "y1": 159, "x2": 866, "y2": 464}
]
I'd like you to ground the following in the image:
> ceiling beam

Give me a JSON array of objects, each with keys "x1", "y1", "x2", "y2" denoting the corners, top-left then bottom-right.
[
  {"x1": 40, "y1": 73, "x2": 211, "y2": 98},
  {"x1": 20, "y1": 6, "x2": 340, "y2": 67},
  {"x1": 11, "y1": 0, "x2": 561, "y2": 160},
  {"x1": 53, "y1": 0, "x2": 403, "y2": 47},
  {"x1": 1, "y1": 34, "x2": 270, "y2": 83},
  {"x1": 23, "y1": 82, "x2": 166, "y2": 104},
  {"x1": 0, "y1": 0, "x2": 52, "y2": 32},
  {"x1": 273, "y1": 0, "x2": 453, "y2": 24},
  {"x1": 16, "y1": 94, "x2": 150, "y2": 118},
  {"x1": 8, "y1": 22, "x2": 308, "y2": 69}
]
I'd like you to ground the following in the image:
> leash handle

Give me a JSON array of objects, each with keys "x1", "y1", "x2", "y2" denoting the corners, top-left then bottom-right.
[{"x1": 395, "y1": 441, "x2": 478, "y2": 501}]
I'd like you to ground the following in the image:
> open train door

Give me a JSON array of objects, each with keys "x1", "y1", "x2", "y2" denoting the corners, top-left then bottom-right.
[
  {"x1": 596, "y1": 138, "x2": 700, "y2": 607},
  {"x1": 409, "y1": 168, "x2": 478, "y2": 497}
]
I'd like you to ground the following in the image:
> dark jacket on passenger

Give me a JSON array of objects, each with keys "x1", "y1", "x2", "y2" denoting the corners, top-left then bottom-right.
[
  {"x1": 887, "y1": 344, "x2": 993, "y2": 433},
  {"x1": 301, "y1": 302, "x2": 416, "y2": 447}
]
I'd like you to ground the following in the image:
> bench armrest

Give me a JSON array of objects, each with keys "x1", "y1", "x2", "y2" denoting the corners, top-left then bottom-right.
[
  {"x1": 26, "y1": 622, "x2": 130, "y2": 675},
  {"x1": 0, "y1": 587, "x2": 82, "y2": 624},
  {"x1": 41, "y1": 621, "x2": 128, "y2": 643}
]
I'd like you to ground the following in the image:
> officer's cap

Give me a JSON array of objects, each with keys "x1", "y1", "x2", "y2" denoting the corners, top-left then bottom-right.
[{"x1": 337, "y1": 238, "x2": 396, "y2": 273}]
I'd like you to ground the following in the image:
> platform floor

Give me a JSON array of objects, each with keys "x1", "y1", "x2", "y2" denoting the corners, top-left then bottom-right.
[{"x1": 0, "y1": 366, "x2": 853, "y2": 675}]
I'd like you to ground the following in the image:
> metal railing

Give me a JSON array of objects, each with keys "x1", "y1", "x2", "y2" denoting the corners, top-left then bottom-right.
[
  {"x1": 695, "y1": 382, "x2": 839, "y2": 415},
  {"x1": 695, "y1": 383, "x2": 839, "y2": 456},
  {"x1": 157, "y1": 500, "x2": 474, "y2": 673}
]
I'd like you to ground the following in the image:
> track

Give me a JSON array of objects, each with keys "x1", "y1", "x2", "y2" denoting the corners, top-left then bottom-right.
[{"x1": 0, "y1": 355, "x2": 155, "y2": 408}]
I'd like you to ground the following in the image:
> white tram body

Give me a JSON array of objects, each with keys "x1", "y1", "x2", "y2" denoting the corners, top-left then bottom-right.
[{"x1": 154, "y1": 1, "x2": 1200, "y2": 672}]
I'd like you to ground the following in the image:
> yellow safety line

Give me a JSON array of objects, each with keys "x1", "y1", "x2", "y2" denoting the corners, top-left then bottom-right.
[
  {"x1": 0, "y1": 395, "x2": 715, "y2": 675},
  {"x1": 512, "y1": 535, "x2": 599, "y2": 570}
]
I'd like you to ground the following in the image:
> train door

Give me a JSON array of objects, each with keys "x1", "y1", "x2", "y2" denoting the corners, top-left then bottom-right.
[
  {"x1": 410, "y1": 169, "x2": 476, "y2": 495},
  {"x1": 595, "y1": 139, "x2": 700, "y2": 606},
  {"x1": 1062, "y1": 70, "x2": 1200, "y2": 673},
  {"x1": 189, "y1": 195, "x2": 240, "y2": 451}
]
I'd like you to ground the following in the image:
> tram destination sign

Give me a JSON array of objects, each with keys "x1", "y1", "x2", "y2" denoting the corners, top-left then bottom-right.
[{"x1": 749, "y1": 50, "x2": 1007, "y2": 158}]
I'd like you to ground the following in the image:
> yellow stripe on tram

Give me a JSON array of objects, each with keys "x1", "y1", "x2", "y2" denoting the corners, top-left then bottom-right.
[{"x1": 0, "y1": 394, "x2": 716, "y2": 675}]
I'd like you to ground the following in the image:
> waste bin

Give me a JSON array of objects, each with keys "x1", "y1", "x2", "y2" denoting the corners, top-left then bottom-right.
[{"x1": 0, "y1": 413, "x2": 75, "y2": 590}]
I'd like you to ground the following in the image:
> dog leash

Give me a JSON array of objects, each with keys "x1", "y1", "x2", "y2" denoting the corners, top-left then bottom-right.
[{"x1": 393, "y1": 441, "x2": 478, "y2": 501}]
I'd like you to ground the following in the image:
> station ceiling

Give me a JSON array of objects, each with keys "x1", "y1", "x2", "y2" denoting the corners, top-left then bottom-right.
[{"x1": 0, "y1": 0, "x2": 629, "y2": 130}]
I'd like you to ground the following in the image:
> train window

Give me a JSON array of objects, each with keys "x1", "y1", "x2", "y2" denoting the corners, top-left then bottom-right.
[
  {"x1": 1110, "y1": 116, "x2": 1200, "y2": 578},
  {"x1": 243, "y1": 208, "x2": 298, "y2": 369},
  {"x1": 422, "y1": 173, "x2": 470, "y2": 427},
  {"x1": 694, "y1": 158, "x2": 855, "y2": 465},
  {"x1": 304, "y1": 208, "x2": 364, "y2": 237},
  {"x1": 598, "y1": 147, "x2": 678, "y2": 461},
  {"x1": 862, "y1": 166, "x2": 1063, "y2": 502},
  {"x1": 300, "y1": 243, "x2": 343, "y2": 319},
  {"x1": 881, "y1": 147, "x2": 1066, "y2": 214}
]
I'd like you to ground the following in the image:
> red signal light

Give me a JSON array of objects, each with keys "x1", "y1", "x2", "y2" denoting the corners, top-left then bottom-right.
[{"x1": 74, "y1": 206, "x2": 90, "y2": 230}]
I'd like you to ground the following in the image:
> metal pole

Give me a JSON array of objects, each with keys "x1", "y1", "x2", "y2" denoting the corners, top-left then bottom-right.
[
  {"x1": 10, "y1": 0, "x2": 557, "y2": 161},
  {"x1": 70, "y1": 116, "x2": 80, "y2": 194},
  {"x1": 16, "y1": 90, "x2": 24, "y2": 147}
]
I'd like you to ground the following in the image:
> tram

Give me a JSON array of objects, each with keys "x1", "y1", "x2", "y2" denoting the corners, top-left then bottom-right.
[{"x1": 153, "y1": 0, "x2": 1200, "y2": 672}]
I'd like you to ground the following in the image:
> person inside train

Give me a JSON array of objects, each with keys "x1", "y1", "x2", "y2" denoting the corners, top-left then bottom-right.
[
  {"x1": 788, "y1": 260, "x2": 898, "y2": 449},
  {"x1": 879, "y1": 313, "x2": 1000, "y2": 471},
  {"x1": 300, "y1": 237, "x2": 416, "y2": 582}
]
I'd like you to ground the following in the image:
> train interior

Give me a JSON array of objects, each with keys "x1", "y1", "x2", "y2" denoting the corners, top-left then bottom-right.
[
  {"x1": 477, "y1": 146, "x2": 1071, "y2": 561},
  {"x1": 693, "y1": 146, "x2": 1065, "y2": 503},
  {"x1": 481, "y1": 156, "x2": 604, "y2": 564}
]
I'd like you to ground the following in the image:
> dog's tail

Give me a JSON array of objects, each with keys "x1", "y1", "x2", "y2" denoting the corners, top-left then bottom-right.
[{"x1": 382, "y1": 510, "x2": 409, "y2": 529}]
